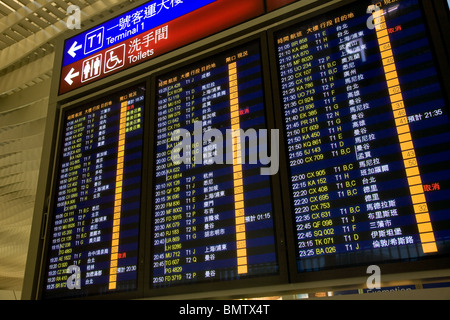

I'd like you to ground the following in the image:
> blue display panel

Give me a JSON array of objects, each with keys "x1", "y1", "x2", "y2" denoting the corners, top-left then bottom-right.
[
  {"x1": 42, "y1": 85, "x2": 145, "y2": 299},
  {"x1": 151, "y1": 41, "x2": 280, "y2": 289},
  {"x1": 275, "y1": 0, "x2": 450, "y2": 273}
]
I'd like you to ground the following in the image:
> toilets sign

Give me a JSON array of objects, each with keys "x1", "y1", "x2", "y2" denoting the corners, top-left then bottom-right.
[
  {"x1": 58, "y1": 0, "x2": 265, "y2": 95},
  {"x1": 60, "y1": 0, "x2": 214, "y2": 94}
]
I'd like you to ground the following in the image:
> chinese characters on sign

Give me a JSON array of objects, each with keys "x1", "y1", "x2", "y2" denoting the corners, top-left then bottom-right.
[{"x1": 59, "y1": 0, "x2": 265, "y2": 95}]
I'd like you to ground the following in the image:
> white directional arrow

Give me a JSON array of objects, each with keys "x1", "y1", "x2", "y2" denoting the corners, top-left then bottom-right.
[
  {"x1": 68, "y1": 41, "x2": 83, "y2": 58},
  {"x1": 65, "y1": 68, "x2": 79, "y2": 85}
]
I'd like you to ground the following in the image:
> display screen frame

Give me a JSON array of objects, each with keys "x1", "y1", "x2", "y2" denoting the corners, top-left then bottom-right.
[
  {"x1": 37, "y1": 78, "x2": 152, "y2": 300},
  {"x1": 266, "y1": 0, "x2": 300, "y2": 12},
  {"x1": 267, "y1": 0, "x2": 450, "y2": 285},
  {"x1": 143, "y1": 33, "x2": 289, "y2": 298},
  {"x1": 28, "y1": 0, "x2": 450, "y2": 301}
]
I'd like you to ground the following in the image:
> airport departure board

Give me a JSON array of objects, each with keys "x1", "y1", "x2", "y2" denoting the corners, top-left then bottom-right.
[
  {"x1": 151, "y1": 40, "x2": 280, "y2": 289},
  {"x1": 33, "y1": 0, "x2": 450, "y2": 301},
  {"x1": 275, "y1": 0, "x2": 450, "y2": 273},
  {"x1": 42, "y1": 85, "x2": 145, "y2": 298}
]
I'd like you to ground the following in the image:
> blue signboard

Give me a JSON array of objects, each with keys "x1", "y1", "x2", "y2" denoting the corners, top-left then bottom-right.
[{"x1": 62, "y1": 0, "x2": 216, "y2": 67}]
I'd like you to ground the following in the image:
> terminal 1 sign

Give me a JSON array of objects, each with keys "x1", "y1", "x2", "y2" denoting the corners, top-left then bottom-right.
[{"x1": 59, "y1": 0, "x2": 266, "y2": 95}]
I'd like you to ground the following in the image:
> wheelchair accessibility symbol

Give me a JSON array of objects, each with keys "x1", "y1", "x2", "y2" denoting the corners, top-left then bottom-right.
[{"x1": 104, "y1": 44, "x2": 125, "y2": 73}]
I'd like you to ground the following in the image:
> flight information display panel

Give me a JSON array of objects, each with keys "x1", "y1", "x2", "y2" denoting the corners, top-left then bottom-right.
[
  {"x1": 151, "y1": 40, "x2": 280, "y2": 289},
  {"x1": 42, "y1": 85, "x2": 145, "y2": 299},
  {"x1": 275, "y1": 0, "x2": 450, "y2": 273}
]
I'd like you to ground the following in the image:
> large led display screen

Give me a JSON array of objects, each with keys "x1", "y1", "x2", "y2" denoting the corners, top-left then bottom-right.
[
  {"x1": 41, "y1": 85, "x2": 145, "y2": 299},
  {"x1": 150, "y1": 40, "x2": 280, "y2": 290},
  {"x1": 274, "y1": 0, "x2": 450, "y2": 274}
]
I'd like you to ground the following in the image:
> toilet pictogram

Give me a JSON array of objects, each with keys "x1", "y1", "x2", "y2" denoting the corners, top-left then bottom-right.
[{"x1": 81, "y1": 54, "x2": 103, "y2": 83}]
